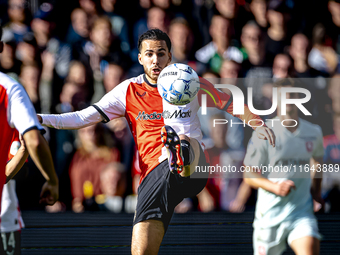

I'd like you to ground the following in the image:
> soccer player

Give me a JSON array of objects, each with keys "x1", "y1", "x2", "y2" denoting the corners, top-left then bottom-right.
[
  {"x1": 0, "y1": 24, "x2": 59, "y2": 210},
  {"x1": 1, "y1": 130, "x2": 27, "y2": 255},
  {"x1": 244, "y1": 78, "x2": 323, "y2": 255},
  {"x1": 38, "y1": 29, "x2": 275, "y2": 255}
]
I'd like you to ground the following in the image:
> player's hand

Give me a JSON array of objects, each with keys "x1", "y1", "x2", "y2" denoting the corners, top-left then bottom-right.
[
  {"x1": 273, "y1": 180, "x2": 295, "y2": 196},
  {"x1": 312, "y1": 194, "x2": 324, "y2": 212},
  {"x1": 37, "y1": 114, "x2": 42, "y2": 124},
  {"x1": 229, "y1": 199, "x2": 245, "y2": 213},
  {"x1": 40, "y1": 181, "x2": 59, "y2": 205},
  {"x1": 256, "y1": 126, "x2": 276, "y2": 147}
]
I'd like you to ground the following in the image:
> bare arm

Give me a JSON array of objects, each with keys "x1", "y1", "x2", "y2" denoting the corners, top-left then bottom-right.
[
  {"x1": 5, "y1": 135, "x2": 29, "y2": 183},
  {"x1": 23, "y1": 129, "x2": 59, "y2": 204},
  {"x1": 229, "y1": 181, "x2": 252, "y2": 213},
  {"x1": 38, "y1": 106, "x2": 103, "y2": 129},
  {"x1": 243, "y1": 167, "x2": 295, "y2": 196}
]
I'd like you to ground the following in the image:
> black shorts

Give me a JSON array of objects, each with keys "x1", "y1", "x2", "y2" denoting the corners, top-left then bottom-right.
[{"x1": 133, "y1": 146, "x2": 209, "y2": 232}]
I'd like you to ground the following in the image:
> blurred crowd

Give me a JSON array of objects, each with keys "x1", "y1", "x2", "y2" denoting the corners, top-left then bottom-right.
[{"x1": 2, "y1": 0, "x2": 340, "y2": 214}]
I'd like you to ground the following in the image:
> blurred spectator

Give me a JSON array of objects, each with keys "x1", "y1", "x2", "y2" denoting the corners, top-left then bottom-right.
[
  {"x1": 204, "y1": 113, "x2": 246, "y2": 212},
  {"x1": 75, "y1": 16, "x2": 129, "y2": 83},
  {"x1": 168, "y1": 17, "x2": 205, "y2": 75},
  {"x1": 92, "y1": 62, "x2": 125, "y2": 103},
  {"x1": 31, "y1": 3, "x2": 71, "y2": 113},
  {"x1": 79, "y1": 0, "x2": 101, "y2": 26},
  {"x1": 2, "y1": 0, "x2": 30, "y2": 43},
  {"x1": 132, "y1": 6, "x2": 171, "y2": 62},
  {"x1": 323, "y1": 114, "x2": 340, "y2": 212},
  {"x1": 96, "y1": 162, "x2": 127, "y2": 213},
  {"x1": 16, "y1": 32, "x2": 41, "y2": 67},
  {"x1": 240, "y1": 21, "x2": 272, "y2": 106},
  {"x1": 289, "y1": 33, "x2": 322, "y2": 78},
  {"x1": 107, "y1": 118, "x2": 134, "y2": 175},
  {"x1": 19, "y1": 64, "x2": 41, "y2": 112},
  {"x1": 249, "y1": 0, "x2": 268, "y2": 31},
  {"x1": 308, "y1": 23, "x2": 338, "y2": 76},
  {"x1": 327, "y1": 0, "x2": 340, "y2": 55},
  {"x1": 272, "y1": 53, "x2": 292, "y2": 79},
  {"x1": 265, "y1": 0, "x2": 290, "y2": 64},
  {"x1": 103, "y1": 63, "x2": 125, "y2": 92},
  {"x1": 195, "y1": 15, "x2": 243, "y2": 73},
  {"x1": 66, "y1": 8, "x2": 89, "y2": 47},
  {"x1": 0, "y1": 37, "x2": 21, "y2": 80},
  {"x1": 66, "y1": 60, "x2": 93, "y2": 105},
  {"x1": 70, "y1": 123, "x2": 120, "y2": 213},
  {"x1": 100, "y1": 0, "x2": 130, "y2": 54}
]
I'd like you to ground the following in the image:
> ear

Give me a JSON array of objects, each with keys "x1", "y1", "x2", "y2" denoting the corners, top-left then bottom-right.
[
  {"x1": 138, "y1": 53, "x2": 143, "y2": 65},
  {"x1": 0, "y1": 42, "x2": 3, "y2": 53}
]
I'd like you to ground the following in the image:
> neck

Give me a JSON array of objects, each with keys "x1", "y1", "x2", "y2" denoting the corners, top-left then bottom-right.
[
  {"x1": 144, "y1": 74, "x2": 157, "y2": 86},
  {"x1": 214, "y1": 40, "x2": 228, "y2": 55},
  {"x1": 95, "y1": 45, "x2": 109, "y2": 56}
]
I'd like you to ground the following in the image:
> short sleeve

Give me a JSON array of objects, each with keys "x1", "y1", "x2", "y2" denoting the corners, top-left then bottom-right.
[{"x1": 7, "y1": 83, "x2": 43, "y2": 135}]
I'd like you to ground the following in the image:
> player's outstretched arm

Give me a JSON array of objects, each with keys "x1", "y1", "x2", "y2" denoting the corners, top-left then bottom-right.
[
  {"x1": 23, "y1": 129, "x2": 59, "y2": 205},
  {"x1": 243, "y1": 168, "x2": 295, "y2": 196},
  {"x1": 5, "y1": 134, "x2": 29, "y2": 183},
  {"x1": 38, "y1": 106, "x2": 104, "y2": 130}
]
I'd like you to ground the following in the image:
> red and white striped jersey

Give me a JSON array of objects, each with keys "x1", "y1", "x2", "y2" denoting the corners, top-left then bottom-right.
[
  {"x1": 93, "y1": 74, "x2": 263, "y2": 182},
  {"x1": 0, "y1": 71, "x2": 43, "y2": 210},
  {"x1": 41, "y1": 74, "x2": 263, "y2": 183},
  {"x1": 1, "y1": 129, "x2": 25, "y2": 232}
]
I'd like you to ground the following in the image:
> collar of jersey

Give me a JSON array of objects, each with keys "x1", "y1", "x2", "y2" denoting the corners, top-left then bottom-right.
[{"x1": 143, "y1": 74, "x2": 157, "y2": 88}]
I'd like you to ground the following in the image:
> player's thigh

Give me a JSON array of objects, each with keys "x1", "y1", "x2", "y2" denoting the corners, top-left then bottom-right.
[
  {"x1": 288, "y1": 217, "x2": 320, "y2": 255},
  {"x1": 253, "y1": 225, "x2": 287, "y2": 255},
  {"x1": 131, "y1": 219, "x2": 165, "y2": 255},
  {"x1": 0, "y1": 230, "x2": 21, "y2": 255}
]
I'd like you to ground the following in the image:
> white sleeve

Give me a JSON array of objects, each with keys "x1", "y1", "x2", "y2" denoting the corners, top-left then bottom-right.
[
  {"x1": 7, "y1": 83, "x2": 43, "y2": 135},
  {"x1": 243, "y1": 131, "x2": 269, "y2": 167},
  {"x1": 92, "y1": 80, "x2": 128, "y2": 121},
  {"x1": 40, "y1": 106, "x2": 103, "y2": 129},
  {"x1": 40, "y1": 80, "x2": 128, "y2": 129}
]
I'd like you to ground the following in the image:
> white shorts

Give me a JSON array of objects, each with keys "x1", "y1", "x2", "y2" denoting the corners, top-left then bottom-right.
[{"x1": 253, "y1": 216, "x2": 321, "y2": 255}]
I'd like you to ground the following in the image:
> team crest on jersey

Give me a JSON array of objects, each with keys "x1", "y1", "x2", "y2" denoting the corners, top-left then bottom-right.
[{"x1": 305, "y1": 141, "x2": 313, "y2": 152}]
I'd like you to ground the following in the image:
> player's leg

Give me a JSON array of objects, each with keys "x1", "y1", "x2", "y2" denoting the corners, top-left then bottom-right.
[
  {"x1": 253, "y1": 224, "x2": 288, "y2": 255},
  {"x1": 288, "y1": 217, "x2": 320, "y2": 255},
  {"x1": 161, "y1": 125, "x2": 201, "y2": 177},
  {"x1": 0, "y1": 231, "x2": 21, "y2": 255},
  {"x1": 131, "y1": 220, "x2": 164, "y2": 255},
  {"x1": 290, "y1": 236, "x2": 319, "y2": 255}
]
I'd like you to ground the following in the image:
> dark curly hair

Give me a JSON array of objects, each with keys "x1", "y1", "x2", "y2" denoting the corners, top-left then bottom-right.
[{"x1": 137, "y1": 29, "x2": 171, "y2": 53}]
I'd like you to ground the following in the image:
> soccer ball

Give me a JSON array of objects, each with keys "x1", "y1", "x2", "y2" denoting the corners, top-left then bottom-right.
[{"x1": 157, "y1": 63, "x2": 200, "y2": 105}]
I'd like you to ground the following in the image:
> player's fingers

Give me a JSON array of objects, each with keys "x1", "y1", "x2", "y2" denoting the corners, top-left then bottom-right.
[{"x1": 286, "y1": 180, "x2": 296, "y2": 189}]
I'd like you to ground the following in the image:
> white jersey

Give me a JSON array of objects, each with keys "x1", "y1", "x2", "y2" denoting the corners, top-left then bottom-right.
[
  {"x1": 244, "y1": 117, "x2": 324, "y2": 228},
  {"x1": 1, "y1": 180, "x2": 24, "y2": 233}
]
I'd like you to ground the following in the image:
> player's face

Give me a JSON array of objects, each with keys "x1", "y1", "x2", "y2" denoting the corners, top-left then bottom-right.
[{"x1": 138, "y1": 39, "x2": 172, "y2": 84}]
